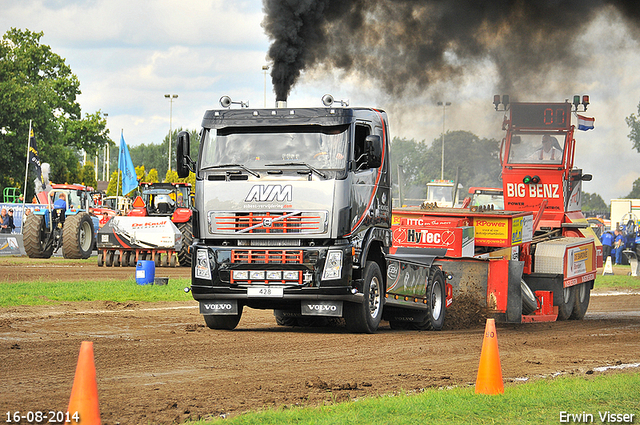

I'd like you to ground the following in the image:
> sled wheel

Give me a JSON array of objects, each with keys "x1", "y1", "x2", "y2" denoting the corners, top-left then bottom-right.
[
  {"x1": 154, "y1": 253, "x2": 161, "y2": 267},
  {"x1": 170, "y1": 253, "x2": 177, "y2": 267},
  {"x1": 570, "y1": 281, "x2": 591, "y2": 320},
  {"x1": 128, "y1": 251, "x2": 137, "y2": 267},
  {"x1": 97, "y1": 252, "x2": 104, "y2": 267},
  {"x1": 113, "y1": 251, "x2": 121, "y2": 267},
  {"x1": 521, "y1": 279, "x2": 538, "y2": 315},
  {"x1": 556, "y1": 285, "x2": 575, "y2": 320},
  {"x1": 121, "y1": 251, "x2": 129, "y2": 267},
  {"x1": 344, "y1": 261, "x2": 383, "y2": 333}
]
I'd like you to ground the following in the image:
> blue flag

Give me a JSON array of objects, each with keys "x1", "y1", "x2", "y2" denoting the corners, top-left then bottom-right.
[{"x1": 118, "y1": 132, "x2": 138, "y2": 196}]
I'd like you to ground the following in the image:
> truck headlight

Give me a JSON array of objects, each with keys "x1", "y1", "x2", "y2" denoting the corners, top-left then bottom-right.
[{"x1": 322, "y1": 250, "x2": 343, "y2": 280}]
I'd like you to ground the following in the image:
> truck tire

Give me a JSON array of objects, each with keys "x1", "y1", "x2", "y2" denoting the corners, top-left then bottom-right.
[
  {"x1": 177, "y1": 221, "x2": 193, "y2": 267},
  {"x1": 203, "y1": 309, "x2": 243, "y2": 330},
  {"x1": 570, "y1": 281, "x2": 591, "y2": 320},
  {"x1": 62, "y1": 213, "x2": 95, "y2": 259},
  {"x1": 521, "y1": 279, "x2": 538, "y2": 315},
  {"x1": 23, "y1": 214, "x2": 53, "y2": 258},
  {"x1": 412, "y1": 267, "x2": 446, "y2": 331},
  {"x1": 556, "y1": 286, "x2": 575, "y2": 321},
  {"x1": 344, "y1": 261, "x2": 383, "y2": 334},
  {"x1": 274, "y1": 310, "x2": 298, "y2": 326}
]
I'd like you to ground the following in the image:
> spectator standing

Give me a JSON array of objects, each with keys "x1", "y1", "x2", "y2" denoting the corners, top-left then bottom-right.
[
  {"x1": 600, "y1": 230, "x2": 614, "y2": 264},
  {"x1": 0, "y1": 208, "x2": 10, "y2": 233},
  {"x1": 613, "y1": 229, "x2": 625, "y2": 265},
  {"x1": 7, "y1": 209, "x2": 15, "y2": 233}
]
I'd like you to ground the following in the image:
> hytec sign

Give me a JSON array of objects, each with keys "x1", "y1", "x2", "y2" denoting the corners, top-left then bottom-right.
[{"x1": 392, "y1": 225, "x2": 475, "y2": 257}]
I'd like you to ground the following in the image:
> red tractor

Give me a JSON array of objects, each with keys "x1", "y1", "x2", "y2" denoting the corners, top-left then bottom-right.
[{"x1": 128, "y1": 182, "x2": 193, "y2": 267}]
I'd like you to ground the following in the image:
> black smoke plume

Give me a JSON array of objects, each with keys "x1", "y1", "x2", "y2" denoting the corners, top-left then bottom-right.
[{"x1": 262, "y1": 0, "x2": 640, "y2": 101}]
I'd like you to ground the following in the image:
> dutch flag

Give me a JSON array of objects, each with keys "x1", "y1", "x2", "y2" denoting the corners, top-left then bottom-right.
[{"x1": 577, "y1": 114, "x2": 595, "y2": 131}]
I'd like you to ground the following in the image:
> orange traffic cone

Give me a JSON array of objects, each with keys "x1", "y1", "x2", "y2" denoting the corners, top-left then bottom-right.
[
  {"x1": 474, "y1": 318, "x2": 504, "y2": 394},
  {"x1": 67, "y1": 341, "x2": 101, "y2": 424}
]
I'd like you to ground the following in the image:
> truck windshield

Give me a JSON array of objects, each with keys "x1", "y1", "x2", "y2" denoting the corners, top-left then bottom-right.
[
  {"x1": 200, "y1": 125, "x2": 349, "y2": 172},
  {"x1": 506, "y1": 133, "x2": 567, "y2": 165}
]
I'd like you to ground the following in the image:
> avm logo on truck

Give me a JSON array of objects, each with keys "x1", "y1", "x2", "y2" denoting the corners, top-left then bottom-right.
[{"x1": 245, "y1": 185, "x2": 293, "y2": 202}]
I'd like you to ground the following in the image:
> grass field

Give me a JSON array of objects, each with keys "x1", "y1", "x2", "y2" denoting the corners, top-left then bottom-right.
[{"x1": 192, "y1": 373, "x2": 640, "y2": 425}]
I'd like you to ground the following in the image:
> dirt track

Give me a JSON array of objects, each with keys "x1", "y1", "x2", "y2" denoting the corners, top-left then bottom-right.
[{"x1": 1, "y1": 257, "x2": 639, "y2": 424}]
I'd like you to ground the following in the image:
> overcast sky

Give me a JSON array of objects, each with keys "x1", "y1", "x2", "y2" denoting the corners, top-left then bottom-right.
[{"x1": 2, "y1": 0, "x2": 640, "y2": 203}]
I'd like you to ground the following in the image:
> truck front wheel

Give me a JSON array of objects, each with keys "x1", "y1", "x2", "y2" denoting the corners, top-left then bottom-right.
[
  {"x1": 344, "y1": 261, "x2": 383, "y2": 333},
  {"x1": 203, "y1": 308, "x2": 243, "y2": 330}
]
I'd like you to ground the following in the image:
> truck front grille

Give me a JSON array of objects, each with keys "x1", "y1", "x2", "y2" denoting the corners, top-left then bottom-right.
[{"x1": 209, "y1": 211, "x2": 327, "y2": 234}]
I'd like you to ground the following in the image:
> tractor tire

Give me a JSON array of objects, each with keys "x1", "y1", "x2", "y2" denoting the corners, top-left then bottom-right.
[
  {"x1": 556, "y1": 286, "x2": 575, "y2": 321},
  {"x1": 62, "y1": 213, "x2": 95, "y2": 259},
  {"x1": 344, "y1": 261, "x2": 384, "y2": 334},
  {"x1": 411, "y1": 267, "x2": 446, "y2": 331},
  {"x1": 570, "y1": 281, "x2": 591, "y2": 320},
  {"x1": 23, "y1": 214, "x2": 54, "y2": 258},
  {"x1": 177, "y1": 221, "x2": 193, "y2": 267}
]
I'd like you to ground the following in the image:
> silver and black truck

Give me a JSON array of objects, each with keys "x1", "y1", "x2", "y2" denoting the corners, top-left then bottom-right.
[{"x1": 175, "y1": 97, "x2": 403, "y2": 333}]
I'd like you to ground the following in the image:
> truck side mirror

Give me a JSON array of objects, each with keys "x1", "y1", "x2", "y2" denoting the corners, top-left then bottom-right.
[
  {"x1": 176, "y1": 130, "x2": 192, "y2": 178},
  {"x1": 365, "y1": 135, "x2": 382, "y2": 169}
]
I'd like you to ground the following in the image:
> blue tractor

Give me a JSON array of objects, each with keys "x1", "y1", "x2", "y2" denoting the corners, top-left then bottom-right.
[{"x1": 23, "y1": 184, "x2": 100, "y2": 259}]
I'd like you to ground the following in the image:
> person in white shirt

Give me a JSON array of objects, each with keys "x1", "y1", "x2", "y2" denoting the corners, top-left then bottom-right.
[{"x1": 530, "y1": 134, "x2": 562, "y2": 161}]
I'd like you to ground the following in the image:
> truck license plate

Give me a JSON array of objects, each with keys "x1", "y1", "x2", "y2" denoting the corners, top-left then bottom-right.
[{"x1": 247, "y1": 286, "x2": 284, "y2": 297}]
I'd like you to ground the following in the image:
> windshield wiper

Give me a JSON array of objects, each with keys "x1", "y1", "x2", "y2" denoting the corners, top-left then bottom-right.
[
  {"x1": 200, "y1": 163, "x2": 260, "y2": 178},
  {"x1": 265, "y1": 162, "x2": 327, "y2": 178}
]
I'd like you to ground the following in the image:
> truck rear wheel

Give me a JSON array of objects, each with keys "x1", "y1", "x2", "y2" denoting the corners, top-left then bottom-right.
[
  {"x1": 412, "y1": 267, "x2": 446, "y2": 331},
  {"x1": 62, "y1": 213, "x2": 95, "y2": 259},
  {"x1": 556, "y1": 286, "x2": 575, "y2": 320},
  {"x1": 177, "y1": 221, "x2": 192, "y2": 267},
  {"x1": 570, "y1": 281, "x2": 591, "y2": 320},
  {"x1": 23, "y1": 214, "x2": 53, "y2": 258},
  {"x1": 344, "y1": 261, "x2": 383, "y2": 334},
  {"x1": 203, "y1": 309, "x2": 243, "y2": 330}
]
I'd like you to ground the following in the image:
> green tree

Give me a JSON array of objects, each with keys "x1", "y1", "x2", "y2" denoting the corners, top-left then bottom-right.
[
  {"x1": 147, "y1": 169, "x2": 159, "y2": 184},
  {"x1": 625, "y1": 177, "x2": 640, "y2": 199},
  {"x1": 80, "y1": 162, "x2": 97, "y2": 188},
  {"x1": 582, "y1": 192, "x2": 608, "y2": 212},
  {"x1": 0, "y1": 28, "x2": 111, "y2": 196},
  {"x1": 390, "y1": 131, "x2": 502, "y2": 202},
  {"x1": 625, "y1": 101, "x2": 640, "y2": 152}
]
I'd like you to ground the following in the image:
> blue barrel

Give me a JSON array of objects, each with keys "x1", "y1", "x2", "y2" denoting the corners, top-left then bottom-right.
[{"x1": 135, "y1": 260, "x2": 155, "y2": 285}]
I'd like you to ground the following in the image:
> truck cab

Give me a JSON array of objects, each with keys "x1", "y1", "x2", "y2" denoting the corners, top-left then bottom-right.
[{"x1": 176, "y1": 102, "x2": 391, "y2": 332}]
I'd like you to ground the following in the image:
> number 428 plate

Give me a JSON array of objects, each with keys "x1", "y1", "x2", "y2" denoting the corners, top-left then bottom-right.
[{"x1": 247, "y1": 286, "x2": 284, "y2": 297}]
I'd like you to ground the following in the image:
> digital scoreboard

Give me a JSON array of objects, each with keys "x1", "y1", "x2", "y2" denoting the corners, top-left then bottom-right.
[{"x1": 510, "y1": 103, "x2": 571, "y2": 129}]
